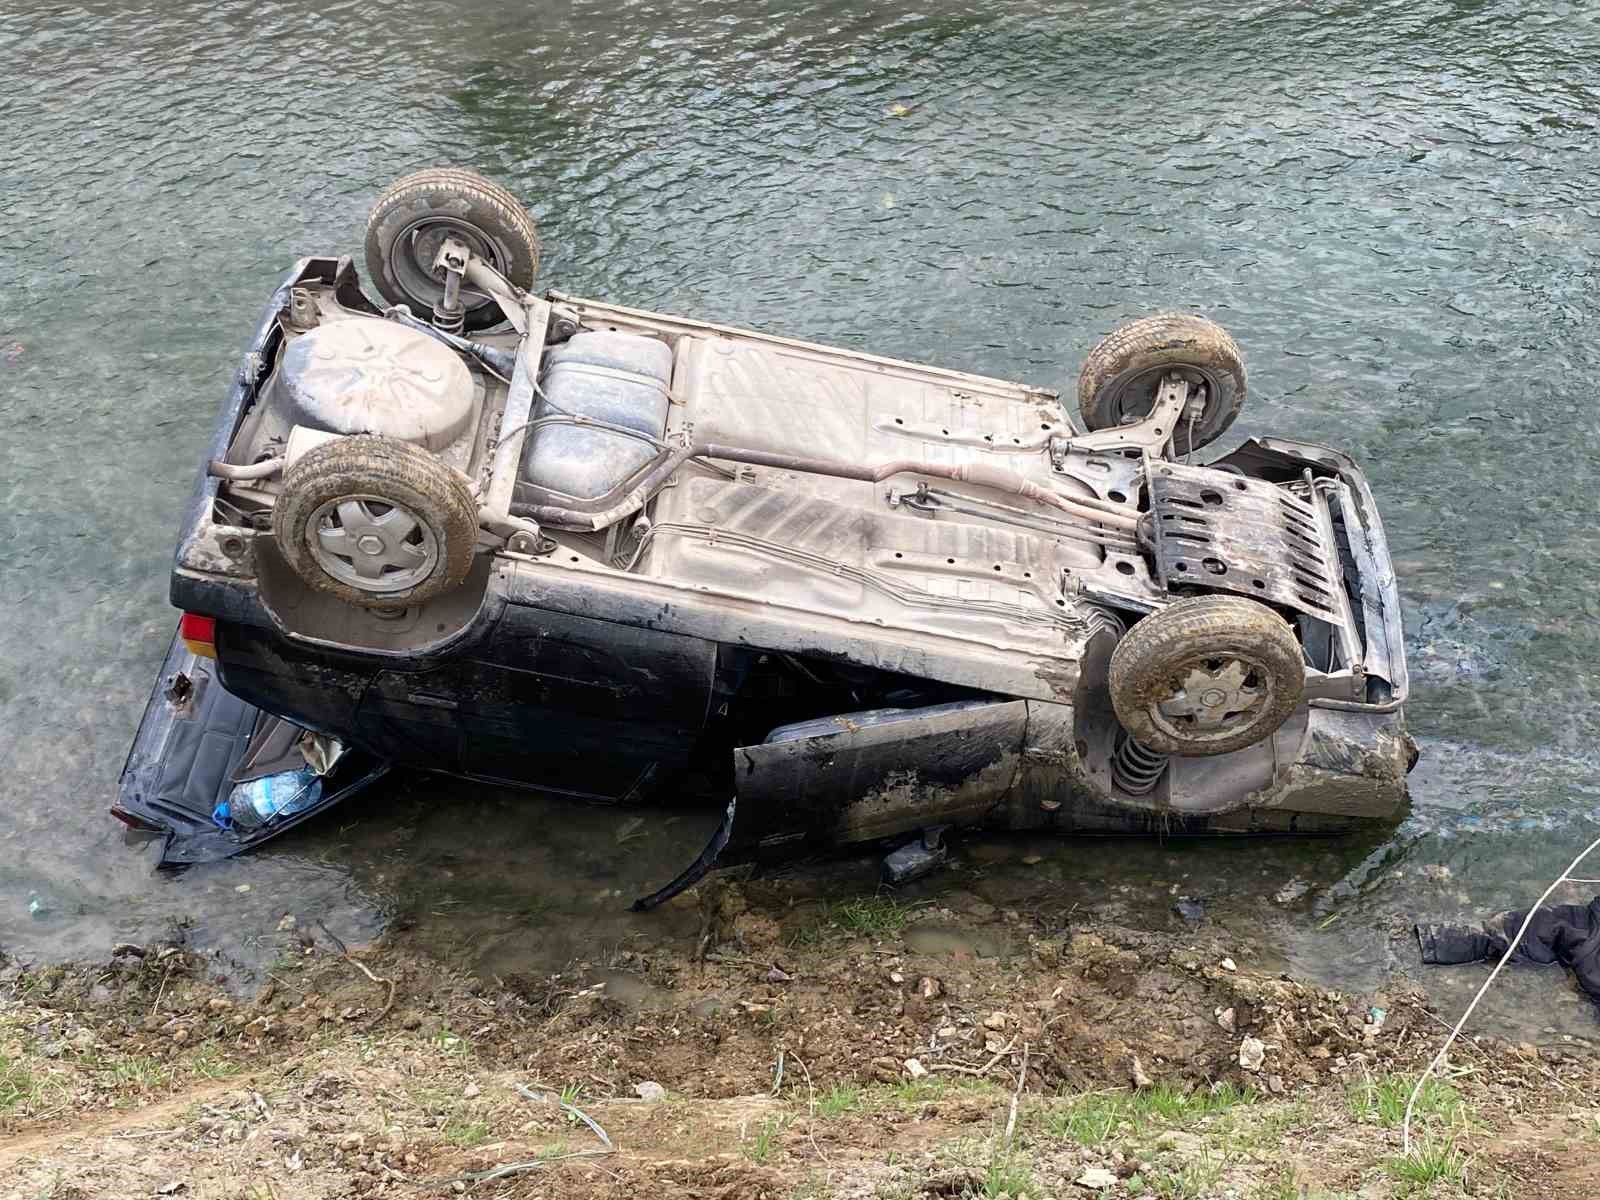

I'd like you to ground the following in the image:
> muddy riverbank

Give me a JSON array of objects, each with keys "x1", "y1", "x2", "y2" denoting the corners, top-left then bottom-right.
[{"x1": 4, "y1": 874, "x2": 1597, "y2": 1198}]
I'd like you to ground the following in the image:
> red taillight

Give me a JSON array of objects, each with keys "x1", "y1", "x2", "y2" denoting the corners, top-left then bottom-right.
[{"x1": 179, "y1": 612, "x2": 217, "y2": 660}]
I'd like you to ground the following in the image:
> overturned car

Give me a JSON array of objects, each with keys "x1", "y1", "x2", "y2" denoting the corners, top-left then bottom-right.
[{"x1": 115, "y1": 168, "x2": 1414, "y2": 900}]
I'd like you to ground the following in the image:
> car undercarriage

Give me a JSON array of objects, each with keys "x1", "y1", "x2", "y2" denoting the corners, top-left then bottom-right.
[{"x1": 115, "y1": 169, "x2": 1415, "y2": 899}]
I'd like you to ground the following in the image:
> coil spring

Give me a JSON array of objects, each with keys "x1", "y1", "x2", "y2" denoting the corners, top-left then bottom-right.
[
  {"x1": 1111, "y1": 731, "x2": 1169, "y2": 795},
  {"x1": 431, "y1": 303, "x2": 465, "y2": 336}
]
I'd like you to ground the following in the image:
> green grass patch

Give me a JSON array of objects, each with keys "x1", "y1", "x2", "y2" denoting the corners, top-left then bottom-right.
[
  {"x1": 0, "y1": 1055, "x2": 38, "y2": 1112},
  {"x1": 817, "y1": 1083, "x2": 863, "y2": 1118},
  {"x1": 1385, "y1": 1135, "x2": 1468, "y2": 1188},
  {"x1": 1346, "y1": 1073, "x2": 1463, "y2": 1128},
  {"x1": 1039, "y1": 1083, "x2": 1256, "y2": 1145},
  {"x1": 1130, "y1": 1154, "x2": 1225, "y2": 1199},
  {"x1": 979, "y1": 1151, "x2": 1036, "y2": 1198},
  {"x1": 188, "y1": 1044, "x2": 241, "y2": 1080},
  {"x1": 743, "y1": 1114, "x2": 788, "y2": 1164},
  {"x1": 443, "y1": 1117, "x2": 491, "y2": 1147},
  {"x1": 832, "y1": 896, "x2": 912, "y2": 936},
  {"x1": 1133, "y1": 1081, "x2": 1256, "y2": 1122},
  {"x1": 1039, "y1": 1093, "x2": 1126, "y2": 1145},
  {"x1": 869, "y1": 1075, "x2": 1001, "y2": 1110},
  {"x1": 99, "y1": 1054, "x2": 172, "y2": 1091}
]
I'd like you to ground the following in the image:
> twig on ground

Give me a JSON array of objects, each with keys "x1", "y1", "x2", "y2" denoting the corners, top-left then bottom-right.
[
  {"x1": 1414, "y1": 1005, "x2": 1568, "y2": 1092},
  {"x1": 339, "y1": 954, "x2": 396, "y2": 1029},
  {"x1": 515, "y1": 1082, "x2": 614, "y2": 1149},
  {"x1": 150, "y1": 961, "x2": 175, "y2": 1017},
  {"x1": 315, "y1": 919, "x2": 349, "y2": 957},
  {"x1": 771, "y1": 1049, "x2": 786, "y2": 1096},
  {"x1": 929, "y1": 1036, "x2": 1018, "y2": 1077},
  {"x1": 790, "y1": 1051, "x2": 829, "y2": 1165},
  {"x1": 428, "y1": 1148, "x2": 614, "y2": 1186},
  {"x1": 1003, "y1": 1042, "x2": 1030, "y2": 1148}
]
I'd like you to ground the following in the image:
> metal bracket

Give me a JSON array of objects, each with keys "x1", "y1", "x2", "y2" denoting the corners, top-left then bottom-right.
[{"x1": 1060, "y1": 373, "x2": 1190, "y2": 455}]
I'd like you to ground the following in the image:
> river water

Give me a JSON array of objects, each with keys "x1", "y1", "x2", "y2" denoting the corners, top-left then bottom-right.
[{"x1": 3, "y1": 1, "x2": 1600, "y2": 1038}]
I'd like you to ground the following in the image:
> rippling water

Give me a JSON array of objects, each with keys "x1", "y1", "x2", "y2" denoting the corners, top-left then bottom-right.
[{"x1": 3, "y1": 0, "x2": 1600, "y2": 1035}]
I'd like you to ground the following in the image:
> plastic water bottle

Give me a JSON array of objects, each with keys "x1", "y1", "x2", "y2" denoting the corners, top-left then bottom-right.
[{"x1": 213, "y1": 766, "x2": 323, "y2": 832}]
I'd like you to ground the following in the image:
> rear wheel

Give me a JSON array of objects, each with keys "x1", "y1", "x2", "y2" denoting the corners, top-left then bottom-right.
[
  {"x1": 273, "y1": 436, "x2": 478, "y2": 607},
  {"x1": 364, "y1": 167, "x2": 540, "y2": 333},
  {"x1": 1077, "y1": 313, "x2": 1246, "y2": 455},
  {"x1": 1109, "y1": 595, "x2": 1303, "y2": 756}
]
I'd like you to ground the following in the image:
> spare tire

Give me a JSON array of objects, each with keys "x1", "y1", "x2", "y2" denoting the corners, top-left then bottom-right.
[
  {"x1": 364, "y1": 167, "x2": 540, "y2": 333},
  {"x1": 1077, "y1": 313, "x2": 1246, "y2": 455},
  {"x1": 273, "y1": 435, "x2": 478, "y2": 607},
  {"x1": 1109, "y1": 595, "x2": 1303, "y2": 757}
]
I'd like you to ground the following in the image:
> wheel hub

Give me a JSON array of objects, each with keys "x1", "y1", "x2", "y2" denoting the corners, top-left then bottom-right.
[
  {"x1": 308, "y1": 493, "x2": 439, "y2": 594},
  {"x1": 1151, "y1": 657, "x2": 1271, "y2": 741}
]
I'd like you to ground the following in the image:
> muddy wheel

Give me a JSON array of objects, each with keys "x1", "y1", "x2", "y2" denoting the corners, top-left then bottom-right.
[
  {"x1": 1109, "y1": 596, "x2": 1303, "y2": 756},
  {"x1": 364, "y1": 167, "x2": 540, "y2": 333},
  {"x1": 273, "y1": 436, "x2": 478, "y2": 607},
  {"x1": 1077, "y1": 313, "x2": 1246, "y2": 455}
]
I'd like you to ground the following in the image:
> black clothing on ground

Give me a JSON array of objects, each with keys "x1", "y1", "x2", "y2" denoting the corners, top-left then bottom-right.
[{"x1": 1415, "y1": 896, "x2": 1600, "y2": 1004}]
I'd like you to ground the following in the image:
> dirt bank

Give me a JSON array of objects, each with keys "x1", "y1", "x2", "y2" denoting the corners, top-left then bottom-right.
[{"x1": 2, "y1": 877, "x2": 1597, "y2": 1198}]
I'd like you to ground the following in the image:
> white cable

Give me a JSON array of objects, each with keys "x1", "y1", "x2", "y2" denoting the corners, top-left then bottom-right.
[{"x1": 1402, "y1": 829, "x2": 1600, "y2": 1153}]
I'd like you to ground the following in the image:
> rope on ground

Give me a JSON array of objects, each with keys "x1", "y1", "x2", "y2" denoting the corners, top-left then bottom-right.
[{"x1": 1402, "y1": 829, "x2": 1600, "y2": 1154}]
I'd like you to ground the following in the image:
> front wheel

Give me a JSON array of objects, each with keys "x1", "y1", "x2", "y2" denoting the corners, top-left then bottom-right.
[
  {"x1": 1109, "y1": 595, "x2": 1303, "y2": 757},
  {"x1": 364, "y1": 167, "x2": 540, "y2": 333},
  {"x1": 1077, "y1": 313, "x2": 1246, "y2": 455}
]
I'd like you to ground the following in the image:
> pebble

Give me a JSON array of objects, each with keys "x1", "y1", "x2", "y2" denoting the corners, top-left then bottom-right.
[
  {"x1": 1273, "y1": 878, "x2": 1309, "y2": 904},
  {"x1": 904, "y1": 1058, "x2": 928, "y2": 1079},
  {"x1": 634, "y1": 1081, "x2": 667, "y2": 1102},
  {"x1": 1075, "y1": 1166, "x2": 1117, "y2": 1190},
  {"x1": 982, "y1": 1011, "x2": 1008, "y2": 1030},
  {"x1": 235, "y1": 884, "x2": 252, "y2": 894},
  {"x1": 918, "y1": 976, "x2": 943, "y2": 999},
  {"x1": 1220, "y1": 957, "x2": 1237, "y2": 972},
  {"x1": 276, "y1": 914, "x2": 297, "y2": 932},
  {"x1": 1215, "y1": 1007, "x2": 1236, "y2": 1034},
  {"x1": 1238, "y1": 1036, "x2": 1267, "y2": 1072},
  {"x1": 462, "y1": 1081, "x2": 480, "y2": 1099}
]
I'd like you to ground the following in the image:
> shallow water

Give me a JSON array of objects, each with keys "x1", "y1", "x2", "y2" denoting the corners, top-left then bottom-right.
[{"x1": 3, "y1": 0, "x2": 1600, "y2": 1038}]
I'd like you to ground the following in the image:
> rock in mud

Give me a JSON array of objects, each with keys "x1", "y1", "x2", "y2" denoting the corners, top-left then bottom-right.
[
  {"x1": 1216, "y1": 1007, "x2": 1236, "y2": 1034},
  {"x1": 1239, "y1": 1036, "x2": 1267, "y2": 1072},
  {"x1": 1075, "y1": 1166, "x2": 1118, "y2": 1189},
  {"x1": 904, "y1": 1058, "x2": 928, "y2": 1079},
  {"x1": 635, "y1": 1081, "x2": 667, "y2": 1102},
  {"x1": 1130, "y1": 1055, "x2": 1153, "y2": 1088},
  {"x1": 1173, "y1": 897, "x2": 1205, "y2": 924}
]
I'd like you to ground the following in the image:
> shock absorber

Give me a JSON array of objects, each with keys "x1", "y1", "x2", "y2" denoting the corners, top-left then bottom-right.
[{"x1": 1111, "y1": 730, "x2": 1169, "y2": 795}]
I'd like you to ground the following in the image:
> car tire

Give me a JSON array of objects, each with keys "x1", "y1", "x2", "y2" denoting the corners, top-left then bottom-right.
[
  {"x1": 273, "y1": 435, "x2": 478, "y2": 607},
  {"x1": 1077, "y1": 313, "x2": 1246, "y2": 455},
  {"x1": 1109, "y1": 595, "x2": 1303, "y2": 757},
  {"x1": 364, "y1": 167, "x2": 540, "y2": 333}
]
